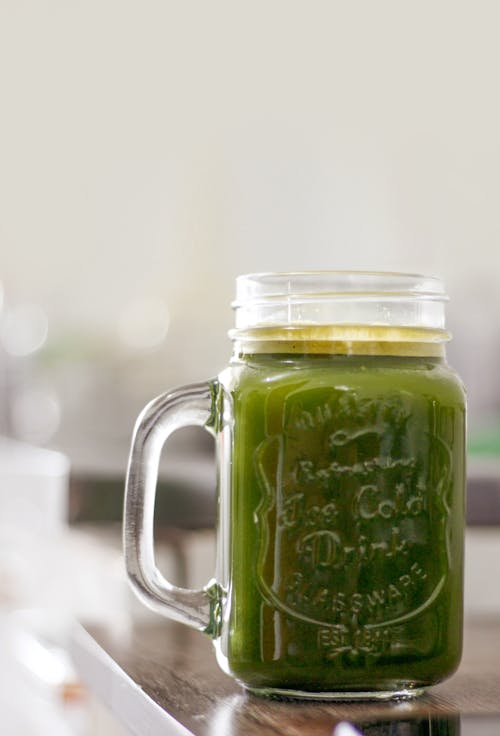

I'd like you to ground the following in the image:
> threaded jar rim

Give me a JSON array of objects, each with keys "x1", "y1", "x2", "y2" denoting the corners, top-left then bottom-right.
[{"x1": 231, "y1": 271, "x2": 448, "y2": 336}]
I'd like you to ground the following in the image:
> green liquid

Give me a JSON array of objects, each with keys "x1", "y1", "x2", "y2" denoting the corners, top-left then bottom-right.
[{"x1": 222, "y1": 352, "x2": 465, "y2": 694}]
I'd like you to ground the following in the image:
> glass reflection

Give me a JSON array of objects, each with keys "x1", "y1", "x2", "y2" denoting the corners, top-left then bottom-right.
[
  {"x1": 209, "y1": 693, "x2": 463, "y2": 736},
  {"x1": 352, "y1": 715, "x2": 460, "y2": 735}
]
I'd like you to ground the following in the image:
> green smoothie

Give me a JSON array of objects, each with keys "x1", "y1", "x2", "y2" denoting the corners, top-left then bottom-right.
[{"x1": 220, "y1": 345, "x2": 465, "y2": 695}]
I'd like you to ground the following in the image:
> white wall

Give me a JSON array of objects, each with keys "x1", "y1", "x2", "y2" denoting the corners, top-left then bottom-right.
[{"x1": 1, "y1": 1, "x2": 499, "y2": 445}]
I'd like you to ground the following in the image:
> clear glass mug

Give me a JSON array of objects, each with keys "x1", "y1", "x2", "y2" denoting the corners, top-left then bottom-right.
[{"x1": 124, "y1": 271, "x2": 466, "y2": 700}]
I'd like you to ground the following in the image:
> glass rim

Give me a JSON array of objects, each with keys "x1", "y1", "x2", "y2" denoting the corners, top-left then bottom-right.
[
  {"x1": 233, "y1": 271, "x2": 447, "y2": 307},
  {"x1": 232, "y1": 270, "x2": 449, "y2": 334}
]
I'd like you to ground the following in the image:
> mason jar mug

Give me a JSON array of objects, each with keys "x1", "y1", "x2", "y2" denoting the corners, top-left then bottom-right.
[{"x1": 124, "y1": 271, "x2": 466, "y2": 700}]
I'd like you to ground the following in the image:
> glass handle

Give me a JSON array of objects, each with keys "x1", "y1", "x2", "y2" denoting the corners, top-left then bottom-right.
[{"x1": 123, "y1": 380, "x2": 221, "y2": 636}]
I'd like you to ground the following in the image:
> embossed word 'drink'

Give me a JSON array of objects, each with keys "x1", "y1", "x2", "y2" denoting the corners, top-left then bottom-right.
[{"x1": 124, "y1": 271, "x2": 466, "y2": 701}]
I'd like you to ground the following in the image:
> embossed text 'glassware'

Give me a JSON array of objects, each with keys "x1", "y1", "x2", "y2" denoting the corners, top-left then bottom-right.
[{"x1": 124, "y1": 271, "x2": 466, "y2": 700}]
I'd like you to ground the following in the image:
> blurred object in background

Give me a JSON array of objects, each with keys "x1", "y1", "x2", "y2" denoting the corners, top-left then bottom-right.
[
  {"x1": 68, "y1": 426, "x2": 215, "y2": 529},
  {"x1": 0, "y1": 436, "x2": 138, "y2": 734},
  {"x1": 0, "y1": 611, "x2": 87, "y2": 736},
  {"x1": 0, "y1": 438, "x2": 69, "y2": 607},
  {"x1": 1, "y1": 303, "x2": 48, "y2": 358},
  {"x1": 0, "y1": 294, "x2": 60, "y2": 447},
  {"x1": 467, "y1": 456, "x2": 500, "y2": 526}
]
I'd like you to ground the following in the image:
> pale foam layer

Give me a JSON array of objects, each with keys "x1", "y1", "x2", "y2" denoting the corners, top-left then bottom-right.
[{"x1": 231, "y1": 325, "x2": 449, "y2": 357}]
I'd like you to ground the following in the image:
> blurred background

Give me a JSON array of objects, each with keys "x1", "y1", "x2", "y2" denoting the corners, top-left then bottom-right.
[
  {"x1": 1, "y1": 1, "x2": 500, "y2": 733},
  {"x1": 1, "y1": 0, "x2": 500, "y2": 457}
]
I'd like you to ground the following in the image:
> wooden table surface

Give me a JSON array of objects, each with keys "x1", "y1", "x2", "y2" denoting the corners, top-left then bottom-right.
[{"x1": 71, "y1": 616, "x2": 500, "y2": 736}]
